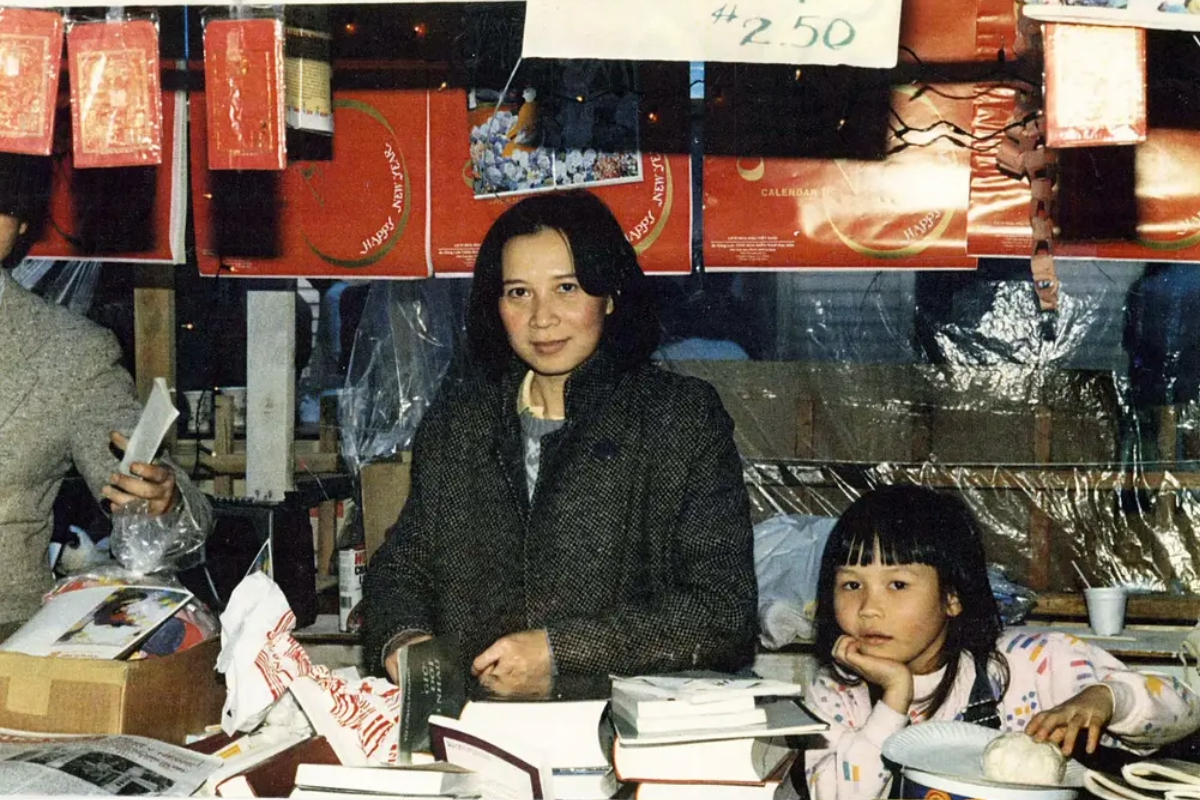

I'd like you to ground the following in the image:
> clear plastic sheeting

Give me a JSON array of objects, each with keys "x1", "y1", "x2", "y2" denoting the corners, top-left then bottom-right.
[
  {"x1": 12, "y1": 258, "x2": 102, "y2": 316},
  {"x1": 338, "y1": 278, "x2": 463, "y2": 475},
  {"x1": 659, "y1": 261, "x2": 1200, "y2": 599}
]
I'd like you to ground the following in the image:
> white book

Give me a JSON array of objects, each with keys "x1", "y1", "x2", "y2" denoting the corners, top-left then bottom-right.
[
  {"x1": 294, "y1": 763, "x2": 479, "y2": 798},
  {"x1": 632, "y1": 753, "x2": 794, "y2": 800},
  {"x1": 610, "y1": 688, "x2": 757, "y2": 721},
  {"x1": 610, "y1": 675, "x2": 803, "y2": 709},
  {"x1": 613, "y1": 735, "x2": 793, "y2": 784},
  {"x1": 457, "y1": 698, "x2": 610, "y2": 770},
  {"x1": 119, "y1": 377, "x2": 179, "y2": 476},
  {"x1": 612, "y1": 704, "x2": 766, "y2": 735},
  {"x1": 611, "y1": 699, "x2": 824, "y2": 747}
]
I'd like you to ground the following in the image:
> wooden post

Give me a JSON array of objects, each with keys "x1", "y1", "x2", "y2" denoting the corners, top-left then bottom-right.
[
  {"x1": 133, "y1": 267, "x2": 176, "y2": 447},
  {"x1": 245, "y1": 290, "x2": 296, "y2": 501}
]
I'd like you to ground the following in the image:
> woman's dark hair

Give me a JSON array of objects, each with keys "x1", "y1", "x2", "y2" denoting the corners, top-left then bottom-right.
[
  {"x1": 466, "y1": 190, "x2": 659, "y2": 379},
  {"x1": 813, "y1": 485, "x2": 1008, "y2": 718}
]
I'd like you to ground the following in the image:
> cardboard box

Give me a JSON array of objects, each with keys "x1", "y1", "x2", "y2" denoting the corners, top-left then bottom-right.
[
  {"x1": 361, "y1": 458, "x2": 411, "y2": 564},
  {"x1": 0, "y1": 636, "x2": 225, "y2": 744}
]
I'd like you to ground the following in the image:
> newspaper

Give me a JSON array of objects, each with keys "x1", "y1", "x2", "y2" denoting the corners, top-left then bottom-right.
[{"x1": 0, "y1": 729, "x2": 221, "y2": 796}]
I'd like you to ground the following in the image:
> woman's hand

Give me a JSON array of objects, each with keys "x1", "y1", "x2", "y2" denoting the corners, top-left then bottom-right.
[
  {"x1": 834, "y1": 634, "x2": 914, "y2": 714},
  {"x1": 1025, "y1": 684, "x2": 1114, "y2": 756},
  {"x1": 102, "y1": 432, "x2": 179, "y2": 516},
  {"x1": 472, "y1": 629, "x2": 553, "y2": 698}
]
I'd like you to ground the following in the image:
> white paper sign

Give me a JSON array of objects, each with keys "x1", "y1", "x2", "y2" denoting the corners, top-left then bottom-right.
[{"x1": 524, "y1": 0, "x2": 902, "y2": 69}]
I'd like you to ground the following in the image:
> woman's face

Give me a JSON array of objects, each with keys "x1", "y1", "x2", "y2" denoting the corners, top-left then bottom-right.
[{"x1": 499, "y1": 227, "x2": 612, "y2": 379}]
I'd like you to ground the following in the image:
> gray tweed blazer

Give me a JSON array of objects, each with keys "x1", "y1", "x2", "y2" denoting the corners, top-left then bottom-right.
[
  {"x1": 363, "y1": 350, "x2": 758, "y2": 679},
  {"x1": 0, "y1": 269, "x2": 211, "y2": 625}
]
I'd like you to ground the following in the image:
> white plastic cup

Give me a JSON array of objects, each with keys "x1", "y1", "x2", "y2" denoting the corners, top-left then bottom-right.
[{"x1": 1085, "y1": 587, "x2": 1128, "y2": 636}]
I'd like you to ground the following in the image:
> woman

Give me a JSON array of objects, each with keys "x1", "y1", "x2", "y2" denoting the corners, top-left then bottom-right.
[{"x1": 363, "y1": 190, "x2": 757, "y2": 697}]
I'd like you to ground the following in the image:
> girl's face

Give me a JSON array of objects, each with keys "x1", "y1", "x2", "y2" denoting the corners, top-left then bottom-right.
[
  {"x1": 499, "y1": 227, "x2": 612, "y2": 380},
  {"x1": 833, "y1": 544, "x2": 961, "y2": 675}
]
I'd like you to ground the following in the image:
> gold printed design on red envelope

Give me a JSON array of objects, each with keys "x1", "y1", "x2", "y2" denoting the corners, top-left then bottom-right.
[
  {"x1": 68, "y1": 19, "x2": 163, "y2": 168},
  {"x1": 0, "y1": 9, "x2": 63, "y2": 155},
  {"x1": 203, "y1": 18, "x2": 286, "y2": 171}
]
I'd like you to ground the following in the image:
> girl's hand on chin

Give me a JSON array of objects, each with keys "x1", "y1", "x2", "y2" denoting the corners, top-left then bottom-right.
[
  {"x1": 834, "y1": 634, "x2": 914, "y2": 714},
  {"x1": 1025, "y1": 684, "x2": 1115, "y2": 756}
]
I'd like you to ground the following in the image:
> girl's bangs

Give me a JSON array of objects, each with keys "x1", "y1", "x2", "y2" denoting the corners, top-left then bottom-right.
[{"x1": 833, "y1": 521, "x2": 938, "y2": 568}]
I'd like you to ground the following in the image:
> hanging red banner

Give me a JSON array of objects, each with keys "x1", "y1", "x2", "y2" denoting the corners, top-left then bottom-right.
[
  {"x1": 703, "y1": 84, "x2": 977, "y2": 270},
  {"x1": 28, "y1": 84, "x2": 185, "y2": 263},
  {"x1": 968, "y1": 87, "x2": 1200, "y2": 260},
  {"x1": 427, "y1": 88, "x2": 690, "y2": 277},
  {"x1": 192, "y1": 87, "x2": 428, "y2": 278}
]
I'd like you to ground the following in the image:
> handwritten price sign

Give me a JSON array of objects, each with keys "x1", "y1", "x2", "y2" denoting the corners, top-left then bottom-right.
[{"x1": 524, "y1": 0, "x2": 902, "y2": 69}]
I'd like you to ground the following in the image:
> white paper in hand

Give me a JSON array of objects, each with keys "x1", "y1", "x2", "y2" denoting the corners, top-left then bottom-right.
[{"x1": 119, "y1": 377, "x2": 179, "y2": 476}]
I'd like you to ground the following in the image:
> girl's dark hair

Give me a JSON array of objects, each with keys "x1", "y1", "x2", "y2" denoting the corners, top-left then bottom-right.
[
  {"x1": 813, "y1": 485, "x2": 1009, "y2": 718},
  {"x1": 465, "y1": 190, "x2": 660, "y2": 379}
]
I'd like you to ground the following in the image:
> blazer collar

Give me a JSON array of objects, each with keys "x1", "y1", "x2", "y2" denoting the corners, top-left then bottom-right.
[{"x1": 497, "y1": 348, "x2": 624, "y2": 425}]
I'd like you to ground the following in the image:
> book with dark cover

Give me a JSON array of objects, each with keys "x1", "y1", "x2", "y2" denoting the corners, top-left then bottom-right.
[
  {"x1": 215, "y1": 735, "x2": 340, "y2": 797},
  {"x1": 397, "y1": 634, "x2": 466, "y2": 761}
]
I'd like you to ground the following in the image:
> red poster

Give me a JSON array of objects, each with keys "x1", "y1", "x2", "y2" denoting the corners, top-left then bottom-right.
[
  {"x1": 67, "y1": 19, "x2": 162, "y2": 168},
  {"x1": 0, "y1": 8, "x2": 63, "y2": 156},
  {"x1": 203, "y1": 18, "x2": 286, "y2": 171},
  {"x1": 28, "y1": 84, "x2": 184, "y2": 263},
  {"x1": 704, "y1": 85, "x2": 976, "y2": 270},
  {"x1": 968, "y1": 89, "x2": 1200, "y2": 260},
  {"x1": 428, "y1": 89, "x2": 690, "y2": 277},
  {"x1": 192, "y1": 87, "x2": 427, "y2": 278}
]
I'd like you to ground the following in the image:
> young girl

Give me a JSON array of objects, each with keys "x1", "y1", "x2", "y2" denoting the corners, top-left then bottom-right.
[{"x1": 804, "y1": 485, "x2": 1200, "y2": 800}]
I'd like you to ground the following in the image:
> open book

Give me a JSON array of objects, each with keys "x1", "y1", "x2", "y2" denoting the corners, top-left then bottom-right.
[
  {"x1": 1086, "y1": 760, "x2": 1200, "y2": 800},
  {"x1": 0, "y1": 584, "x2": 193, "y2": 659}
]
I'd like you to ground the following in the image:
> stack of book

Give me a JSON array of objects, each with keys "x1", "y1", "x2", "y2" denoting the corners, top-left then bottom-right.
[
  {"x1": 454, "y1": 696, "x2": 618, "y2": 799},
  {"x1": 609, "y1": 675, "x2": 825, "y2": 800}
]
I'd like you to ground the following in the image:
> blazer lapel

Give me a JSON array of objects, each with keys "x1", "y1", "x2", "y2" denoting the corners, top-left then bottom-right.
[{"x1": 0, "y1": 272, "x2": 48, "y2": 435}]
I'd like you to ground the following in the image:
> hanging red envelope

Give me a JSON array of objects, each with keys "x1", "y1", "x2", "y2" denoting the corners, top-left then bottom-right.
[
  {"x1": 428, "y1": 88, "x2": 690, "y2": 277},
  {"x1": 0, "y1": 8, "x2": 63, "y2": 156},
  {"x1": 67, "y1": 18, "x2": 162, "y2": 168},
  {"x1": 203, "y1": 17, "x2": 286, "y2": 171}
]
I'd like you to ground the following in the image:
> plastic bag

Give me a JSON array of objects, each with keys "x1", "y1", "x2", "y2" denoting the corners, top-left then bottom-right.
[
  {"x1": 338, "y1": 279, "x2": 463, "y2": 475},
  {"x1": 110, "y1": 498, "x2": 206, "y2": 575},
  {"x1": 989, "y1": 564, "x2": 1038, "y2": 625},
  {"x1": 753, "y1": 513, "x2": 836, "y2": 649}
]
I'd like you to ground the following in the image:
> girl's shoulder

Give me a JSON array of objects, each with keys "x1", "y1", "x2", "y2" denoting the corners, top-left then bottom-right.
[{"x1": 995, "y1": 628, "x2": 1098, "y2": 667}]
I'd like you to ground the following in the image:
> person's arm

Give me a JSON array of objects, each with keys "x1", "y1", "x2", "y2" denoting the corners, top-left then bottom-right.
[
  {"x1": 545, "y1": 384, "x2": 758, "y2": 675},
  {"x1": 360, "y1": 412, "x2": 442, "y2": 674},
  {"x1": 68, "y1": 329, "x2": 212, "y2": 537},
  {"x1": 1026, "y1": 633, "x2": 1200, "y2": 753},
  {"x1": 804, "y1": 672, "x2": 907, "y2": 800}
]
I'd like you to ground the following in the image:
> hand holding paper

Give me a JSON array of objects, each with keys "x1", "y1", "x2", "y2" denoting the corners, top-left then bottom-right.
[{"x1": 102, "y1": 377, "x2": 180, "y2": 516}]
